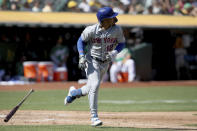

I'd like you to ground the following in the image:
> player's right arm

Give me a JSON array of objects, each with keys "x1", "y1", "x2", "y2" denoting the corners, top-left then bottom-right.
[
  {"x1": 77, "y1": 26, "x2": 93, "y2": 69},
  {"x1": 77, "y1": 37, "x2": 87, "y2": 69},
  {"x1": 77, "y1": 36, "x2": 86, "y2": 56},
  {"x1": 77, "y1": 26, "x2": 93, "y2": 56}
]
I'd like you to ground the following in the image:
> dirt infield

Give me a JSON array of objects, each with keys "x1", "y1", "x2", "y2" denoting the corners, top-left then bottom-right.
[
  {"x1": 0, "y1": 110, "x2": 197, "y2": 130},
  {"x1": 0, "y1": 81, "x2": 197, "y2": 129},
  {"x1": 0, "y1": 80, "x2": 197, "y2": 91}
]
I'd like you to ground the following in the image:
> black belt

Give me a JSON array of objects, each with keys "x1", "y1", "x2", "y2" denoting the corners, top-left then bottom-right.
[{"x1": 91, "y1": 56, "x2": 107, "y2": 63}]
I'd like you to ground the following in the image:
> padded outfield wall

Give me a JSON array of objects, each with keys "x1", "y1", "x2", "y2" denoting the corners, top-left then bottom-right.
[{"x1": 0, "y1": 11, "x2": 197, "y2": 28}]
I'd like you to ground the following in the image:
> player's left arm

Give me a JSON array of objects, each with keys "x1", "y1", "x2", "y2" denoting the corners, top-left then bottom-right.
[
  {"x1": 108, "y1": 42, "x2": 125, "y2": 61},
  {"x1": 114, "y1": 42, "x2": 125, "y2": 53},
  {"x1": 116, "y1": 26, "x2": 126, "y2": 53},
  {"x1": 108, "y1": 27, "x2": 125, "y2": 60}
]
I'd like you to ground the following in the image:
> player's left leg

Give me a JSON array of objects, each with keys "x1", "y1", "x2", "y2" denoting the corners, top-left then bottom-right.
[
  {"x1": 64, "y1": 86, "x2": 82, "y2": 105},
  {"x1": 64, "y1": 56, "x2": 93, "y2": 105}
]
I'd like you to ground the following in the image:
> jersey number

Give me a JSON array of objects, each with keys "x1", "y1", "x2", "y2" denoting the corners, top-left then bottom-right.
[{"x1": 106, "y1": 44, "x2": 113, "y2": 52}]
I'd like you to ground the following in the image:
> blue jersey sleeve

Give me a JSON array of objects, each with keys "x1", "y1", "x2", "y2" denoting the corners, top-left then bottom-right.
[
  {"x1": 115, "y1": 42, "x2": 125, "y2": 53},
  {"x1": 77, "y1": 36, "x2": 86, "y2": 56}
]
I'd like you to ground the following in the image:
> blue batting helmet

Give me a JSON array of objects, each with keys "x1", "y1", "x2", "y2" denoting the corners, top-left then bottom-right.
[{"x1": 96, "y1": 7, "x2": 118, "y2": 22}]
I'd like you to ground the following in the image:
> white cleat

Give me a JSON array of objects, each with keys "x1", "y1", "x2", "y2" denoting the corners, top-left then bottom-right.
[
  {"x1": 64, "y1": 86, "x2": 76, "y2": 105},
  {"x1": 91, "y1": 117, "x2": 103, "y2": 126}
]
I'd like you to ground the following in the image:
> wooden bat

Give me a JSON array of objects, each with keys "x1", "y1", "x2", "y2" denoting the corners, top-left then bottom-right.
[{"x1": 4, "y1": 89, "x2": 34, "y2": 122}]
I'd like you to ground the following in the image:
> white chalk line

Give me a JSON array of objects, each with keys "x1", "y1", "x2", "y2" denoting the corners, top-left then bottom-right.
[
  {"x1": 98, "y1": 100, "x2": 197, "y2": 104},
  {"x1": 0, "y1": 114, "x2": 56, "y2": 122},
  {"x1": 0, "y1": 114, "x2": 6, "y2": 118},
  {"x1": 29, "y1": 118, "x2": 55, "y2": 122}
]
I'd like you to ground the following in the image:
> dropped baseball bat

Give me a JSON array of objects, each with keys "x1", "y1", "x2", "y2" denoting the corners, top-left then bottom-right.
[{"x1": 4, "y1": 89, "x2": 34, "y2": 122}]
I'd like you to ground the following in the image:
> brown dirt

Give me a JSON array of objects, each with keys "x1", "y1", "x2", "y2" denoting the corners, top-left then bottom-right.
[
  {"x1": 0, "y1": 110, "x2": 197, "y2": 130},
  {"x1": 0, "y1": 80, "x2": 197, "y2": 91},
  {"x1": 0, "y1": 81, "x2": 197, "y2": 129}
]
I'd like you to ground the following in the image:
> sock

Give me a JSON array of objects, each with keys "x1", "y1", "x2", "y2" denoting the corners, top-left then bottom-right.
[
  {"x1": 71, "y1": 89, "x2": 82, "y2": 98},
  {"x1": 91, "y1": 114, "x2": 98, "y2": 118}
]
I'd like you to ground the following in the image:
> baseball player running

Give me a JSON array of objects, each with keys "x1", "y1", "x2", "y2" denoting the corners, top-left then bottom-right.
[{"x1": 64, "y1": 7, "x2": 125, "y2": 126}]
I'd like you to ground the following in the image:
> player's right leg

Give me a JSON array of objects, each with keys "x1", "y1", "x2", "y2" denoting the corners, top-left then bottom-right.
[
  {"x1": 64, "y1": 86, "x2": 82, "y2": 105},
  {"x1": 91, "y1": 114, "x2": 102, "y2": 126}
]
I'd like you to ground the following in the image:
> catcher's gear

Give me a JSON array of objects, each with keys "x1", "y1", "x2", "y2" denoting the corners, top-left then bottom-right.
[
  {"x1": 106, "y1": 50, "x2": 118, "y2": 62},
  {"x1": 96, "y1": 7, "x2": 118, "y2": 23},
  {"x1": 79, "y1": 55, "x2": 87, "y2": 70}
]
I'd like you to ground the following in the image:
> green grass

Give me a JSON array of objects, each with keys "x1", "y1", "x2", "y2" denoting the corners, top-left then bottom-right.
[
  {"x1": 0, "y1": 125, "x2": 177, "y2": 131},
  {"x1": 0, "y1": 86, "x2": 197, "y2": 131},
  {"x1": 0, "y1": 86, "x2": 197, "y2": 111},
  {"x1": 184, "y1": 124, "x2": 197, "y2": 127}
]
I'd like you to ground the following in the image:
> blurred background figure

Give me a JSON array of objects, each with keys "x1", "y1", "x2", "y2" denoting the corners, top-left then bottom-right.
[
  {"x1": 182, "y1": 2, "x2": 197, "y2": 16},
  {"x1": 0, "y1": 69, "x2": 5, "y2": 81},
  {"x1": 174, "y1": 34, "x2": 189, "y2": 80},
  {"x1": 78, "y1": 0, "x2": 91, "y2": 12},
  {"x1": 32, "y1": 1, "x2": 40, "y2": 12},
  {"x1": 42, "y1": 2, "x2": 53, "y2": 12},
  {"x1": 112, "y1": 1, "x2": 125, "y2": 14},
  {"x1": 126, "y1": 27, "x2": 144, "y2": 49},
  {"x1": 135, "y1": 3, "x2": 144, "y2": 14},
  {"x1": 0, "y1": 0, "x2": 196, "y2": 16},
  {"x1": 88, "y1": 0, "x2": 102, "y2": 12},
  {"x1": 50, "y1": 36, "x2": 69, "y2": 70},
  {"x1": 151, "y1": 0, "x2": 162, "y2": 14},
  {"x1": 15, "y1": 54, "x2": 27, "y2": 80},
  {"x1": 110, "y1": 48, "x2": 136, "y2": 83},
  {"x1": 67, "y1": 0, "x2": 80, "y2": 12},
  {"x1": 20, "y1": 1, "x2": 31, "y2": 11}
]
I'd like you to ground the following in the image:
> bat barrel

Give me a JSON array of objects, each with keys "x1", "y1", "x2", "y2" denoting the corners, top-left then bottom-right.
[
  {"x1": 3, "y1": 89, "x2": 34, "y2": 122},
  {"x1": 4, "y1": 106, "x2": 19, "y2": 122}
]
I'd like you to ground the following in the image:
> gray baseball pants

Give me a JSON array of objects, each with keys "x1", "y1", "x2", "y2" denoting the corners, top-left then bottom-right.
[{"x1": 80, "y1": 55, "x2": 109, "y2": 118}]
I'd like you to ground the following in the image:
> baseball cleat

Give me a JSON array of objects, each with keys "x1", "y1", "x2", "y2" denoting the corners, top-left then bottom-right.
[
  {"x1": 91, "y1": 117, "x2": 103, "y2": 126},
  {"x1": 64, "y1": 86, "x2": 76, "y2": 105}
]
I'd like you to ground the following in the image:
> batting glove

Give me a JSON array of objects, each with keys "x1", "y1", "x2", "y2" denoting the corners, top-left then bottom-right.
[
  {"x1": 106, "y1": 50, "x2": 118, "y2": 62},
  {"x1": 78, "y1": 55, "x2": 87, "y2": 70}
]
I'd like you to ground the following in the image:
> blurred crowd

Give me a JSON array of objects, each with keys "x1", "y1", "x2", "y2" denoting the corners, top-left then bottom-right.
[{"x1": 0, "y1": 0, "x2": 197, "y2": 16}]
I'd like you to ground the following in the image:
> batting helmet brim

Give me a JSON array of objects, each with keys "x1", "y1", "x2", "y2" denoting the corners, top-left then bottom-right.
[{"x1": 105, "y1": 12, "x2": 118, "y2": 20}]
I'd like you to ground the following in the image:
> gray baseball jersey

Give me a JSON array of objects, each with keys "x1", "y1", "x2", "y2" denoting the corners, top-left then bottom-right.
[
  {"x1": 80, "y1": 23, "x2": 125, "y2": 118},
  {"x1": 81, "y1": 23, "x2": 125, "y2": 61}
]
